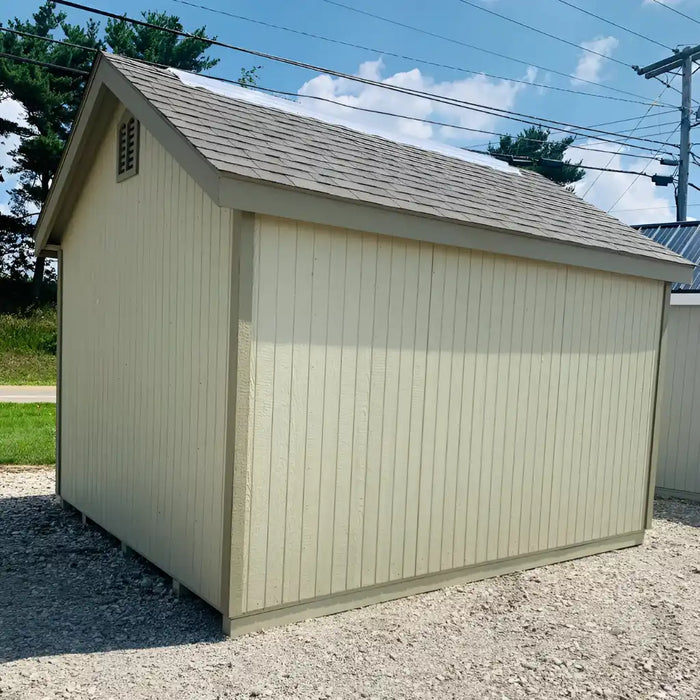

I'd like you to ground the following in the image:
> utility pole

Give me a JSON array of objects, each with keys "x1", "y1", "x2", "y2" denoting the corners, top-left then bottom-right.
[{"x1": 635, "y1": 45, "x2": 700, "y2": 222}]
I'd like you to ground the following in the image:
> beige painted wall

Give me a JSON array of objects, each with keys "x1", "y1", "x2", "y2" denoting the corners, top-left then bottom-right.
[
  {"x1": 233, "y1": 215, "x2": 664, "y2": 617},
  {"x1": 60, "y1": 110, "x2": 233, "y2": 609},
  {"x1": 654, "y1": 305, "x2": 700, "y2": 499}
]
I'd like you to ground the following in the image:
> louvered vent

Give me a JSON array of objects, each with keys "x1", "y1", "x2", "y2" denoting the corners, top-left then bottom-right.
[{"x1": 116, "y1": 115, "x2": 139, "y2": 181}]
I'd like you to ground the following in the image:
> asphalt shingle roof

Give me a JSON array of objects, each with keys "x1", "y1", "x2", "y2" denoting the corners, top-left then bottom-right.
[
  {"x1": 637, "y1": 222, "x2": 700, "y2": 291},
  {"x1": 106, "y1": 53, "x2": 688, "y2": 268}
]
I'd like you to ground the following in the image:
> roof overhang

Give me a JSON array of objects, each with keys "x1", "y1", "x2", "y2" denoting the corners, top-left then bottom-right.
[{"x1": 36, "y1": 54, "x2": 695, "y2": 285}]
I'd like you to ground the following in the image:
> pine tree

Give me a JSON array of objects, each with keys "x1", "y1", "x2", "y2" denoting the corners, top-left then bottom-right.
[{"x1": 488, "y1": 127, "x2": 585, "y2": 187}]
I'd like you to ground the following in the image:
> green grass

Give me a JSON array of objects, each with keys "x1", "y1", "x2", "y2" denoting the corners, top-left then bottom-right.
[
  {"x1": 0, "y1": 403, "x2": 56, "y2": 465},
  {"x1": 0, "y1": 308, "x2": 57, "y2": 385}
]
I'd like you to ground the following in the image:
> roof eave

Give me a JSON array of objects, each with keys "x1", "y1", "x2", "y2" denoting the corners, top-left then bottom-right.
[
  {"x1": 35, "y1": 53, "x2": 220, "y2": 255},
  {"x1": 217, "y1": 171, "x2": 694, "y2": 284}
]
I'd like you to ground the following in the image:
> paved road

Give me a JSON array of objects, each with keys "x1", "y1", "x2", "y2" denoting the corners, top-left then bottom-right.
[{"x1": 0, "y1": 386, "x2": 56, "y2": 403}]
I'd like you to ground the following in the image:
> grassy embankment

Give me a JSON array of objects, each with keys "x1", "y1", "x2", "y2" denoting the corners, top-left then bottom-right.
[{"x1": 0, "y1": 307, "x2": 57, "y2": 385}]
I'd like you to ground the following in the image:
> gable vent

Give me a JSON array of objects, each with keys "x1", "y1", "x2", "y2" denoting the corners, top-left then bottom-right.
[{"x1": 116, "y1": 115, "x2": 139, "y2": 181}]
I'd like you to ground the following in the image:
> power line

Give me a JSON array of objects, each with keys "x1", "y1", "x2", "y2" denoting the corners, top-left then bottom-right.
[
  {"x1": 609, "y1": 203, "x2": 699, "y2": 213},
  {"x1": 317, "y1": 0, "x2": 672, "y2": 106},
  {"x1": 550, "y1": 0, "x2": 672, "y2": 51},
  {"x1": 0, "y1": 26, "x2": 99, "y2": 53},
  {"x1": 167, "y1": 0, "x2": 662, "y2": 107},
  {"x1": 588, "y1": 109, "x2": 678, "y2": 128},
  {"x1": 257, "y1": 83, "x2": 669, "y2": 160},
  {"x1": 0, "y1": 50, "x2": 89, "y2": 75},
  {"x1": 0, "y1": 24, "x2": 673, "y2": 160},
  {"x1": 465, "y1": 149, "x2": 657, "y2": 178},
  {"x1": 606, "y1": 124, "x2": 681, "y2": 214},
  {"x1": 649, "y1": 0, "x2": 700, "y2": 26},
  {"x1": 456, "y1": 0, "x2": 630, "y2": 67},
  {"x1": 52, "y1": 1, "x2": 681, "y2": 153}
]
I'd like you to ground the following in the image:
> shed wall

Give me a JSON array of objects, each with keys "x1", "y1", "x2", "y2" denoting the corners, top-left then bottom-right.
[
  {"x1": 654, "y1": 305, "x2": 700, "y2": 500},
  {"x1": 232, "y1": 215, "x2": 664, "y2": 618},
  {"x1": 60, "y1": 111, "x2": 233, "y2": 609}
]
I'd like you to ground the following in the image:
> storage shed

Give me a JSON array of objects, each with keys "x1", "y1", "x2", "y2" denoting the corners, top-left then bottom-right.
[
  {"x1": 35, "y1": 53, "x2": 693, "y2": 634},
  {"x1": 637, "y1": 221, "x2": 700, "y2": 502}
]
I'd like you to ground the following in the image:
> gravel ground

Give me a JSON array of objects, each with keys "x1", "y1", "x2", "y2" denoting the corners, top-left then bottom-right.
[{"x1": 0, "y1": 468, "x2": 698, "y2": 700}]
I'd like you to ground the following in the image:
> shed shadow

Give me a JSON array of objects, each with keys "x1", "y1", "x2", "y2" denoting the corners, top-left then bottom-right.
[
  {"x1": 653, "y1": 497, "x2": 700, "y2": 528},
  {"x1": 0, "y1": 490, "x2": 224, "y2": 662}
]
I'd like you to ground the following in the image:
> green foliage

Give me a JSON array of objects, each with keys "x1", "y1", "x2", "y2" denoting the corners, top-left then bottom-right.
[
  {"x1": 0, "y1": 1, "x2": 249, "y2": 284},
  {"x1": 0, "y1": 306, "x2": 57, "y2": 384},
  {"x1": 0, "y1": 307, "x2": 57, "y2": 355},
  {"x1": 0, "y1": 403, "x2": 56, "y2": 465},
  {"x1": 488, "y1": 127, "x2": 585, "y2": 187},
  {"x1": 103, "y1": 11, "x2": 218, "y2": 72}
]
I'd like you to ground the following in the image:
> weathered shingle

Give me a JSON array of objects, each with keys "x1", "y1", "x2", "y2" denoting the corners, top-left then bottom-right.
[{"x1": 106, "y1": 54, "x2": 688, "y2": 267}]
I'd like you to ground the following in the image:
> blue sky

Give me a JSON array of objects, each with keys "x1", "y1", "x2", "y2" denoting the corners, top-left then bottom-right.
[{"x1": 3, "y1": 0, "x2": 700, "y2": 223}]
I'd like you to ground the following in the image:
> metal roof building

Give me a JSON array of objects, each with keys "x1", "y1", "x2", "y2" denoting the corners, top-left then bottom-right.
[
  {"x1": 637, "y1": 222, "x2": 700, "y2": 502},
  {"x1": 35, "y1": 53, "x2": 693, "y2": 634}
]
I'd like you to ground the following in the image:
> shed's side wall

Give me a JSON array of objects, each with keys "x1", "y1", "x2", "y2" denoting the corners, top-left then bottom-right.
[
  {"x1": 60, "y1": 111, "x2": 233, "y2": 609},
  {"x1": 654, "y1": 305, "x2": 700, "y2": 500},
  {"x1": 234, "y1": 215, "x2": 664, "y2": 616}
]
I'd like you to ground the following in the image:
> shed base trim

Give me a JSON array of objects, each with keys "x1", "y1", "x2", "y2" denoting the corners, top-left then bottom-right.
[
  {"x1": 656, "y1": 487, "x2": 700, "y2": 503},
  {"x1": 223, "y1": 530, "x2": 644, "y2": 636}
]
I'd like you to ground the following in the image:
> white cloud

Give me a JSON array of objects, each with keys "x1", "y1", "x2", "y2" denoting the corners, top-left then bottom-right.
[
  {"x1": 572, "y1": 142, "x2": 675, "y2": 225},
  {"x1": 571, "y1": 36, "x2": 619, "y2": 85},
  {"x1": 297, "y1": 58, "x2": 535, "y2": 143}
]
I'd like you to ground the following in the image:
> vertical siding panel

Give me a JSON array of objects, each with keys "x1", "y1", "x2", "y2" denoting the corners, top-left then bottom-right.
[
  {"x1": 464, "y1": 253, "x2": 490, "y2": 565},
  {"x1": 346, "y1": 235, "x2": 378, "y2": 590},
  {"x1": 443, "y1": 251, "x2": 470, "y2": 570},
  {"x1": 247, "y1": 222, "x2": 278, "y2": 610},
  {"x1": 315, "y1": 232, "x2": 347, "y2": 597},
  {"x1": 401, "y1": 243, "x2": 432, "y2": 579},
  {"x1": 499, "y1": 261, "x2": 525, "y2": 560},
  {"x1": 265, "y1": 220, "x2": 295, "y2": 607},
  {"x1": 487, "y1": 258, "x2": 516, "y2": 562},
  {"x1": 376, "y1": 240, "x2": 406, "y2": 582},
  {"x1": 475, "y1": 256, "x2": 503, "y2": 563},
  {"x1": 548, "y1": 269, "x2": 588, "y2": 547},
  {"x1": 676, "y1": 309, "x2": 700, "y2": 492},
  {"x1": 508, "y1": 264, "x2": 536, "y2": 557},
  {"x1": 390, "y1": 241, "x2": 419, "y2": 580},
  {"x1": 572, "y1": 273, "x2": 599, "y2": 543},
  {"x1": 539, "y1": 268, "x2": 567, "y2": 552},
  {"x1": 527, "y1": 268, "x2": 557, "y2": 553},
  {"x1": 617, "y1": 281, "x2": 644, "y2": 535},
  {"x1": 361, "y1": 238, "x2": 392, "y2": 586},
  {"x1": 453, "y1": 251, "x2": 481, "y2": 565},
  {"x1": 429, "y1": 250, "x2": 458, "y2": 573},
  {"x1": 331, "y1": 232, "x2": 362, "y2": 592},
  {"x1": 416, "y1": 246, "x2": 445, "y2": 575},
  {"x1": 298, "y1": 226, "x2": 331, "y2": 599},
  {"x1": 283, "y1": 223, "x2": 309, "y2": 603}
]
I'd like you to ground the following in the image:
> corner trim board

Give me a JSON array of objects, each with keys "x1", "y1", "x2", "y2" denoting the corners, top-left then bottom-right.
[
  {"x1": 645, "y1": 281, "x2": 671, "y2": 528},
  {"x1": 222, "y1": 530, "x2": 644, "y2": 636}
]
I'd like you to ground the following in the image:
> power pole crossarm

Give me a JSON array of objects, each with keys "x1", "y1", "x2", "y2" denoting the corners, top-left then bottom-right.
[{"x1": 636, "y1": 46, "x2": 700, "y2": 222}]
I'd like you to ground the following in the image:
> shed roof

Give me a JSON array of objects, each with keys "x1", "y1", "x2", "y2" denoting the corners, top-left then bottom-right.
[
  {"x1": 35, "y1": 52, "x2": 693, "y2": 284},
  {"x1": 636, "y1": 221, "x2": 700, "y2": 291}
]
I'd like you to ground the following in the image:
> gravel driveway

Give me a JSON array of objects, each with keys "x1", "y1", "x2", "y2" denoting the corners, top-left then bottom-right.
[{"x1": 1, "y1": 468, "x2": 698, "y2": 700}]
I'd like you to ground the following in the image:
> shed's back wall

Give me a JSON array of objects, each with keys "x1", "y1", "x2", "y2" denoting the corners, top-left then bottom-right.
[
  {"x1": 235, "y1": 215, "x2": 663, "y2": 615},
  {"x1": 60, "y1": 111, "x2": 233, "y2": 609},
  {"x1": 654, "y1": 305, "x2": 700, "y2": 499}
]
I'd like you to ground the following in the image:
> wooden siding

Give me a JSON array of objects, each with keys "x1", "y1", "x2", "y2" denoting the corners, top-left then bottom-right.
[
  {"x1": 60, "y1": 111, "x2": 233, "y2": 609},
  {"x1": 235, "y1": 215, "x2": 664, "y2": 615},
  {"x1": 654, "y1": 306, "x2": 700, "y2": 498}
]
